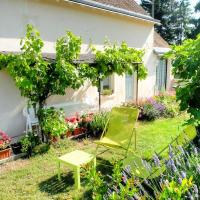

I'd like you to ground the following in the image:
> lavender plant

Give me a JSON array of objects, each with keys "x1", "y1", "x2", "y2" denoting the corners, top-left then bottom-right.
[{"x1": 87, "y1": 143, "x2": 200, "y2": 200}]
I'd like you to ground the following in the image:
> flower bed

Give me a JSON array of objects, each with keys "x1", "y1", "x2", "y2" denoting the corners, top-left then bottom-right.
[
  {"x1": 86, "y1": 142, "x2": 200, "y2": 199},
  {"x1": 65, "y1": 113, "x2": 93, "y2": 138},
  {"x1": 125, "y1": 94, "x2": 180, "y2": 121},
  {"x1": 0, "y1": 130, "x2": 11, "y2": 160}
]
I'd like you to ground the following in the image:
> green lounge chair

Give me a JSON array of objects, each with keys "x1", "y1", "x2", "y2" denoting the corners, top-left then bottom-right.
[
  {"x1": 95, "y1": 107, "x2": 139, "y2": 159},
  {"x1": 123, "y1": 125, "x2": 197, "y2": 179}
]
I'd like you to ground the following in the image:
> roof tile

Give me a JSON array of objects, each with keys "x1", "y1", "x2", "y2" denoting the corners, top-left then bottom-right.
[{"x1": 91, "y1": 0, "x2": 150, "y2": 16}]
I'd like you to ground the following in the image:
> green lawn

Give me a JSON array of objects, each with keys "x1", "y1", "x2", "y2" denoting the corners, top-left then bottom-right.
[{"x1": 0, "y1": 115, "x2": 194, "y2": 200}]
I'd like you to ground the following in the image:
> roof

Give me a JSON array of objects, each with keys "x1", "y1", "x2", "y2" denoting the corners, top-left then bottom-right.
[
  {"x1": 66, "y1": 0, "x2": 160, "y2": 24},
  {"x1": 154, "y1": 31, "x2": 169, "y2": 48},
  {"x1": 153, "y1": 32, "x2": 170, "y2": 56},
  {"x1": 92, "y1": 0, "x2": 149, "y2": 16}
]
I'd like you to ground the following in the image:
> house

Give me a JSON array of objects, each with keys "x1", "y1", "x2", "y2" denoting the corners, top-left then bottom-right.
[{"x1": 0, "y1": 0, "x2": 172, "y2": 138}]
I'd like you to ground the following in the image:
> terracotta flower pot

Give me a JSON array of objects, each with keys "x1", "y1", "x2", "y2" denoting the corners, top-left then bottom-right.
[
  {"x1": 0, "y1": 148, "x2": 11, "y2": 160},
  {"x1": 51, "y1": 136, "x2": 59, "y2": 143},
  {"x1": 66, "y1": 131, "x2": 72, "y2": 137},
  {"x1": 73, "y1": 128, "x2": 82, "y2": 136}
]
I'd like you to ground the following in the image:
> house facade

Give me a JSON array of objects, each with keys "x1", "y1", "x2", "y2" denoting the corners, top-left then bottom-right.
[{"x1": 0, "y1": 0, "x2": 172, "y2": 138}]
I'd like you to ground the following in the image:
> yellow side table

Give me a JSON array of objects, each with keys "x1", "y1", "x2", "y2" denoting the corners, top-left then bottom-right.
[{"x1": 57, "y1": 150, "x2": 96, "y2": 190}]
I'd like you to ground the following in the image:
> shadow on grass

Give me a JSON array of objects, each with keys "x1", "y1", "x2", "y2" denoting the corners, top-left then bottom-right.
[
  {"x1": 38, "y1": 158, "x2": 113, "y2": 197},
  {"x1": 38, "y1": 172, "x2": 74, "y2": 195}
]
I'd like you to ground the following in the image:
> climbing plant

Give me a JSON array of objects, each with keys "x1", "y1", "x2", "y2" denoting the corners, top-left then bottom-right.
[
  {"x1": 87, "y1": 41, "x2": 147, "y2": 109},
  {"x1": 0, "y1": 24, "x2": 147, "y2": 138},
  {"x1": 0, "y1": 25, "x2": 89, "y2": 141},
  {"x1": 0, "y1": 25, "x2": 88, "y2": 109}
]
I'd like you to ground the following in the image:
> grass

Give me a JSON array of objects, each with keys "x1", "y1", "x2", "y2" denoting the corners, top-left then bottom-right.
[
  {"x1": 135, "y1": 114, "x2": 189, "y2": 158},
  {"x1": 0, "y1": 114, "x2": 194, "y2": 200}
]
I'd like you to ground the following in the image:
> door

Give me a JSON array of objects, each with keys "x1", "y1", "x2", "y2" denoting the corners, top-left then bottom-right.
[
  {"x1": 156, "y1": 59, "x2": 167, "y2": 92},
  {"x1": 125, "y1": 74, "x2": 134, "y2": 101}
]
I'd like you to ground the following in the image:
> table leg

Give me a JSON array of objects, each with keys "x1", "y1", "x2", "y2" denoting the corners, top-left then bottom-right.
[
  {"x1": 58, "y1": 161, "x2": 61, "y2": 181},
  {"x1": 75, "y1": 166, "x2": 80, "y2": 190}
]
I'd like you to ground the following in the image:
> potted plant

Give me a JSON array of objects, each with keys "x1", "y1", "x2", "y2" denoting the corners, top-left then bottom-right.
[
  {"x1": 0, "y1": 130, "x2": 11, "y2": 160},
  {"x1": 11, "y1": 142, "x2": 22, "y2": 155},
  {"x1": 73, "y1": 126, "x2": 82, "y2": 136}
]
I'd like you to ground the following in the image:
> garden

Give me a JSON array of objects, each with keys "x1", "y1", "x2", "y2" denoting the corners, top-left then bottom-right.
[{"x1": 0, "y1": 25, "x2": 200, "y2": 200}]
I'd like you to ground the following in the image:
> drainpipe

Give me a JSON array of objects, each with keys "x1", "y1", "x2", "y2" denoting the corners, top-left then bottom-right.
[{"x1": 136, "y1": 64, "x2": 139, "y2": 106}]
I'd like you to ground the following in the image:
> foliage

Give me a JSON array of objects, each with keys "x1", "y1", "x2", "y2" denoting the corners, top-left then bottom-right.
[
  {"x1": 86, "y1": 162, "x2": 138, "y2": 200},
  {"x1": 154, "y1": 94, "x2": 180, "y2": 118},
  {"x1": 0, "y1": 130, "x2": 11, "y2": 150},
  {"x1": 0, "y1": 24, "x2": 90, "y2": 143},
  {"x1": 159, "y1": 177, "x2": 193, "y2": 200},
  {"x1": 142, "y1": 102, "x2": 161, "y2": 121},
  {"x1": 4, "y1": 25, "x2": 88, "y2": 108},
  {"x1": 89, "y1": 41, "x2": 147, "y2": 87},
  {"x1": 138, "y1": 95, "x2": 179, "y2": 121},
  {"x1": 101, "y1": 89, "x2": 113, "y2": 96},
  {"x1": 40, "y1": 107, "x2": 67, "y2": 137},
  {"x1": 20, "y1": 132, "x2": 40, "y2": 154},
  {"x1": 141, "y1": 0, "x2": 192, "y2": 44},
  {"x1": 32, "y1": 143, "x2": 50, "y2": 155},
  {"x1": 188, "y1": 1, "x2": 200, "y2": 39},
  {"x1": 88, "y1": 142, "x2": 200, "y2": 199},
  {"x1": 165, "y1": 35, "x2": 200, "y2": 125},
  {"x1": 88, "y1": 111, "x2": 110, "y2": 137}
]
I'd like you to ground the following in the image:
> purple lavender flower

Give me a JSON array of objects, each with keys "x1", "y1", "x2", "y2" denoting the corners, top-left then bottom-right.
[
  {"x1": 122, "y1": 172, "x2": 128, "y2": 183},
  {"x1": 147, "y1": 98, "x2": 166, "y2": 113},
  {"x1": 180, "y1": 171, "x2": 186, "y2": 179},
  {"x1": 153, "y1": 154, "x2": 160, "y2": 166},
  {"x1": 193, "y1": 184, "x2": 198, "y2": 196},
  {"x1": 178, "y1": 146, "x2": 185, "y2": 155},
  {"x1": 169, "y1": 145, "x2": 174, "y2": 158},
  {"x1": 178, "y1": 177, "x2": 182, "y2": 184}
]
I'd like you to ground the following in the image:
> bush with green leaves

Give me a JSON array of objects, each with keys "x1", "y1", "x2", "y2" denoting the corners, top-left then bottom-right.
[
  {"x1": 165, "y1": 35, "x2": 200, "y2": 125},
  {"x1": 88, "y1": 111, "x2": 109, "y2": 137},
  {"x1": 142, "y1": 103, "x2": 161, "y2": 121},
  {"x1": 20, "y1": 132, "x2": 40, "y2": 155},
  {"x1": 154, "y1": 95, "x2": 179, "y2": 118},
  {"x1": 40, "y1": 107, "x2": 67, "y2": 138}
]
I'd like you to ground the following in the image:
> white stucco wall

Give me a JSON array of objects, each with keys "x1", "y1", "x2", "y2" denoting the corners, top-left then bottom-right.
[{"x1": 0, "y1": 0, "x2": 166, "y2": 137}]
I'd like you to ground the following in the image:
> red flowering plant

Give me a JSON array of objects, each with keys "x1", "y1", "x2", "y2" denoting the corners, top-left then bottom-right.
[
  {"x1": 65, "y1": 112, "x2": 94, "y2": 136},
  {"x1": 0, "y1": 130, "x2": 11, "y2": 150}
]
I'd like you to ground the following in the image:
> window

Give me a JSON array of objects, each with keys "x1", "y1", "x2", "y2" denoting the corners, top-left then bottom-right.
[
  {"x1": 156, "y1": 59, "x2": 167, "y2": 92},
  {"x1": 101, "y1": 76, "x2": 111, "y2": 90}
]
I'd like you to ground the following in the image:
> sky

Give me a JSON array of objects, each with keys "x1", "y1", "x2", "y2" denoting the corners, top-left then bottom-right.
[{"x1": 191, "y1": 0, "x2": 200, "y2": 17}]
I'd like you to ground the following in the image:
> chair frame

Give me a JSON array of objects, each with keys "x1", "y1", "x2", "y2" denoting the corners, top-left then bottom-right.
[{"x1": 95, "y1": 107, "x2": 139, "y2": 161}]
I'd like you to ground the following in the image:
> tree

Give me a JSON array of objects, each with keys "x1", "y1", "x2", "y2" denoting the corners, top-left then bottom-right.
[
  {"x1": 188, "y1": 1, "x2": 200, "y2": 39},
  {"x1": 88, "y1": 41, "x2": 147, "y2": 110},
  {"x1": 4, "y1": 25, "x2": 88, "y2": 110},
  {"x1": 141, "y1": 0, "x2": 192, "y2": 44},
  {"x1": 0, "y1": 25, "x2": 89, "y2": 140},
  {"x1": 165, "y1": 35, "x2": 200, "y2": 125}
]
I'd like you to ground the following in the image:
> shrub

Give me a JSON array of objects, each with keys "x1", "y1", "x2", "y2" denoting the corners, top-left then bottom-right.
[
  {"x1": 32, "y1": 143, "x2": 50, "y2": 155},
  {"x1": 154, "y1": 94, "x2": 180, "y2": 118},
  {"x1": 0, "y1": 130, "x2": 11, "y2": 150},
  {"x1": 40, "y1": 107, "x2": 68, "y2": 138},
  {"x1": 88, "y1": 111, "x2": 109, "y2": 137},
  {"x1": 141, "y1": 103, "x2": 160, "y2": 121},
  {"x1": 20, "y1": 132, "x2": 40, "y2": 155}
]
